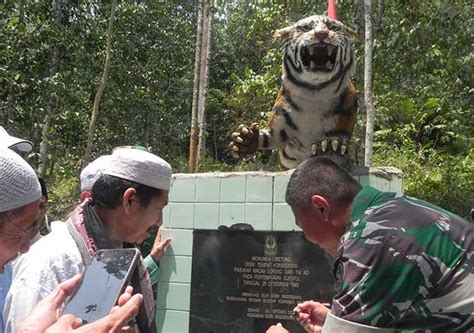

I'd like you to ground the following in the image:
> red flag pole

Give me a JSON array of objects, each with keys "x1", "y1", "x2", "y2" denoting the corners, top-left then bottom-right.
[{"x1": 327, "y1": 0, "x2": 337, "y2": 20}]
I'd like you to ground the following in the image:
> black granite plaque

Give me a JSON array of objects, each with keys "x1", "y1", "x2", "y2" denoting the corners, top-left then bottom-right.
[{"x1": 189, "y1": 230, "x2": 335, "y2": 333}]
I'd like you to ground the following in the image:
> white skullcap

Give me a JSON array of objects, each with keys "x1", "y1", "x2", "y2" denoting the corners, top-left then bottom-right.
[
  {"x1": 0, "y1": 147, "x2": 41, "y2": 212},
  {"x1": 104, "y1": 148, "x2": 172, "y2": 191},
  {"x1": 80, "y1": 155, "x2": 112, "y2": 192},
  {"x1": 0, "y1": 126, "x2": 33, "y2": 152}
]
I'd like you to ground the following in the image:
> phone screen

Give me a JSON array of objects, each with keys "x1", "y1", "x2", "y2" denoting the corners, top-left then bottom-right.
[{"x1": 63, "y1": 248, "x2": 140, "y2": 324}]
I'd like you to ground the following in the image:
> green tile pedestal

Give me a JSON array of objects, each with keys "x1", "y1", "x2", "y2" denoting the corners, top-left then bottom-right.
[{"x1": 156, "y1": 167, "x2": 403, "y2": 332}]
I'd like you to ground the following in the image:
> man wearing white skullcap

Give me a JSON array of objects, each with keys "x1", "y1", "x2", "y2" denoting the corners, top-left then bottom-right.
[
  {"x1": 79, "y1": 155, "x2": 112, "y2": 202},
  {"x1": 0, "y1": 147, "x2": 145, "y2": 333},
  {"x1": 0, "y1": 127, "x2": 33, "y2": 152},
  {"x1": 5, "y1": 148, "x2": 172, "y2": 333},
  {"x1": 0, "y1": 147, "x2": 41, "y2": 330},
  {"x1": 78, "y1": 152, "x2": 172, "y2": 288}
]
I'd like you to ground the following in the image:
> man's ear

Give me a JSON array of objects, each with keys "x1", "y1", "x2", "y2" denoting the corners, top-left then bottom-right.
[
  {"x1": 79, "y1": 191, "x2": 91, "y2": 203},
  {"x1": 310, "y1": 195, "x2": 331, "y2": 222},
  {"x1": 122, "y1": 188, "x2": 137, "y2": 213}
]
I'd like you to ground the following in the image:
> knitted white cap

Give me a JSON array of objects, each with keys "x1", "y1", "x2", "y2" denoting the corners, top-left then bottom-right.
[
  {"x1": 103, "y1": 148, "x2": 172, "y2": 191},
  {"x1": 80, "y1": 155, "x2": 112, "y2": 192},
  {"x1": 0, "y1": 147, "x2": 41, "y2": 212},
  {"x1": 0, "y1": 126, "x2": 33, "y2": 152}
]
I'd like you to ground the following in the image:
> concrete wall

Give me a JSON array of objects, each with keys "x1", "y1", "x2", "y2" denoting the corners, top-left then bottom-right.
[{"x1": 155, "y1": 167, "x2": 403, "y2": 332}]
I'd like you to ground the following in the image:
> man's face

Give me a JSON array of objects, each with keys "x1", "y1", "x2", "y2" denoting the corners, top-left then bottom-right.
[
  {"x1": 291, "y1": 205, "x2": 322, "y2": 245},
  {"x1": 292, "y1": 204, "x2": 336, "y2": 247},
  {"x1": 0, "y1": 200, "x2": 40, "y2": 270},
  {"x1": 121, "y1": 191, "x2": 169, "y2": 244}
]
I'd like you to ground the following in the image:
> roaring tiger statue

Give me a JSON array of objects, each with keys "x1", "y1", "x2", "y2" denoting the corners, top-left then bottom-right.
[{"x1": 230, "y1": 15, "x2": 358, "y2": 169}]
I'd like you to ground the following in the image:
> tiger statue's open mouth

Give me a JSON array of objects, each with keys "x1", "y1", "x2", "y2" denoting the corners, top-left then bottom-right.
[{"x1": 301, "y1": 43, "x2": 338, "y2": 72}]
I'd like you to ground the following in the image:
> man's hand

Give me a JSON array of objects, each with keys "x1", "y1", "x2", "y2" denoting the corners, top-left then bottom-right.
[
  {"x1": 150, "y1": 225, "x2": 172, "y2": 262},
  {"x1": 293, "y1": 301, "x2": 330, "y2": 333},
  {"x1": 44, "y1": 293, "x2": 143, "y2": 333},
  {"x1": 17, "y1": 277, "x2": 143, "y2": 333},
  {"x1": 16, "y1": 274, "x2": 82, "y2": 333},
  {"x1": 266, "y1": 323, "x2": 290, "y2": 333}
]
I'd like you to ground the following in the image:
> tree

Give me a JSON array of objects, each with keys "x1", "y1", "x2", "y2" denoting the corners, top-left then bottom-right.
[
  {"x1": 364, "y1": 0, "x2": 375, "y2": 166},
  {"x1": 196, "y1": 0, "x2": 213, "y2": 170},
  {"x1": 189, "y1": 0, "x2": 212, "y2": 172},
  {"x1": 82, "y1": 0, "x2": 117, "y2": 167}
]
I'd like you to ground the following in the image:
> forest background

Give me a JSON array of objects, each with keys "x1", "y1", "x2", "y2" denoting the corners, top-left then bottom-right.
[{"x1": 1, "y1": 0, "x2": 472, "y2": 221}]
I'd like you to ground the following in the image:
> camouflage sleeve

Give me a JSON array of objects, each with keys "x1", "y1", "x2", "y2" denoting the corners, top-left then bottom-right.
[{"x1": 331, "y1": 236, "x2": 427, "y2": 328}]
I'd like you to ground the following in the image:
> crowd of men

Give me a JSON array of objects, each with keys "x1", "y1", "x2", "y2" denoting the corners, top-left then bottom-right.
[{"x1": 1, "y1": 126, "x2": 473, "y2": 333}]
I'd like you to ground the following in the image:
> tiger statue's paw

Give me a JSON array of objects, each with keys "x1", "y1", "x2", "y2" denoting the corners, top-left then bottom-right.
[
  {"x1": 311, "y1": 135, "x2": 351, "y2": 156},
  {"x1": 230, "y1": 123, "x2": 260, "y2": 159},
  {"x1": 311, "y1": 135, "x2": 355, "y2": 170}
]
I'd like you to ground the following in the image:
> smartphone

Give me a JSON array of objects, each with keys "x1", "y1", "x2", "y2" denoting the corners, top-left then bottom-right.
[{"x1": 62, "y1": 248, "x2": 140, "y2": 324}]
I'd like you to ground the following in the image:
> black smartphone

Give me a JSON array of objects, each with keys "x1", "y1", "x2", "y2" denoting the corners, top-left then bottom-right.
[{"x1": 62, "y1": 248, "x2": 140, "y2": 324}]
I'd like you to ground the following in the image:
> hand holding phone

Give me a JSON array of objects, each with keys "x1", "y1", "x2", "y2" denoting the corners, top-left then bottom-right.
[{"x1": 62, "y1": 249, "x2": 141, "y2": 325}]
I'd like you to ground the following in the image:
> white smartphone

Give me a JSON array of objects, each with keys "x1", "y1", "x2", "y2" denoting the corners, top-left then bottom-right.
[{"x1": 62, "y1": 248, "x2": 140, "y2": 324}]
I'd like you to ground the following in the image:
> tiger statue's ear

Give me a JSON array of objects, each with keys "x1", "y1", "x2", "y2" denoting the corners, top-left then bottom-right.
[
  {"x1": 345, "y1": 26, "x2": 358, "y2": 43},
  {"x1": 273, "y1": 26, "x2": 293, "y2": 39}
]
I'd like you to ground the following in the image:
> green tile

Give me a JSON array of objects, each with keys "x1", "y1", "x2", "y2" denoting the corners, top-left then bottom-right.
[
  {"x1": 273, "y1": 175, "x2": 290, "y2": 203},
  {"x1": 156, "y1": 309, "x2": 189, "y2": 333},
  {"x1": 220, "y1": 176, "x2": 246, "y2": 202},
  {"x1": 358, "y1": 175, "x2": 370, "y2": 187},
  {"x1": 273, "y1": 203, "x2": 298, "y2": 231},
  {"x1": 156, "y1": 282, "x2": 191, "y2": 311},
  {"x1": 245, "y1": 203, "x2": 272, "y2": 230},
  {"x1": 219, "y1": 203, "x2": 245, "y2": 227},
  {"x1": 169, "y1": 177, "x2": 196, "y2": 202},
  {"x1": 195, "y1": 177, "x2": 220, "y2": 202},
  {"x1": 358, "y1": 168, "x2": 403, "y2": 194},
  {"x1": 168, "y1": 203, "x2": 194, "y2": 229},
  {"x1": 389, "y1": 175, "x2": 404, "y2": 195},
  {"x1": 370, "y1": 174, "x2": 391, "y2": 192},
  {"x1": 159, "y1": 255, "x2": 192, "y2": 283},
  {"x1": 246, "y1": 175, "x2": 273, "y2": 202},
  {"x1": 161, "y1": 229, "x2": 193, "y2": 256},
  {"x1": 194, "y1": 203, "x2": 219, "y2": 229},
  {"x1": 162, "y1": 205, "x2": 171, "y2": 226}
]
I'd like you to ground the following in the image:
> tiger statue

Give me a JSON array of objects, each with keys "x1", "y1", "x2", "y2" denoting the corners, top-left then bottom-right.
[{"x1": 230, "y1": 15, "x2": 358, "y2": 169}]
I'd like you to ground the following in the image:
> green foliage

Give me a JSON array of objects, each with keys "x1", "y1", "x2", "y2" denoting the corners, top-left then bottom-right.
[
  {"x1": 1, "y1": 0, "x2": 472, "y2": 217},
  {"x1": 47, "y1": 170, "x2": 79, "y2": 222},
  {"x1": 374, "y1": 146, "x2": 473, "y2": 219}
]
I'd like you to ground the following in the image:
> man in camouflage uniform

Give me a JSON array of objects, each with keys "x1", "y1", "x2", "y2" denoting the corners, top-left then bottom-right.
[{"x1": 282, "y1": 157, "x2": 474, "y2": 333}]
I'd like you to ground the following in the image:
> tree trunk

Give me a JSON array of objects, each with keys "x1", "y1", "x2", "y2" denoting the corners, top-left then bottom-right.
[
  {"x1": 82, "y1": 0, "x2": 117, "y2": 167},
  {"x1": 196, "y1": 0, "x2": 213, "y2": 171},
  {"x1": 37, "y1": 114, "x2": 51, "y2": 177},
  {"x1": 364, "y1": 0, "x2": 375, "y2": 166},
  {"x1": 37, "y1": 0, "x2": 62, "y2": 178},
  {"x1": 188, "y1": 0, "x2": 204, "y2": 172}
]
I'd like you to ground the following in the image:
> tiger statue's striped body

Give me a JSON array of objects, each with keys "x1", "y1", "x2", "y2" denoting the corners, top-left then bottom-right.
[{"x1": 231, "y1": 15, "x2": 358, "y2": 169}]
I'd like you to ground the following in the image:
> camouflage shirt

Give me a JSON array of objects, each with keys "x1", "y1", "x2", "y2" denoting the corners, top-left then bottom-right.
[{"x1": 332, "y1": 186, "x2": 474, "y2": 332}]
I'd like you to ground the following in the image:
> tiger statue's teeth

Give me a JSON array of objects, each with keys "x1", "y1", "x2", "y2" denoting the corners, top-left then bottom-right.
[
  {"x1": 310, "y1": 60, "x2": 317, "y2": 69},
  {"x1": 308, "y1": 45, "x2": 315, "y2": 56},
  {"x1": 326, "y1": 61, "x2": 333, "y2": 70}
]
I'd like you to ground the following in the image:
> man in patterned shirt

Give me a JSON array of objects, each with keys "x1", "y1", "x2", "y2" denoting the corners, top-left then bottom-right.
[{"x1": 282, "y1": 157, "x2": 474, "y2": 332}]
